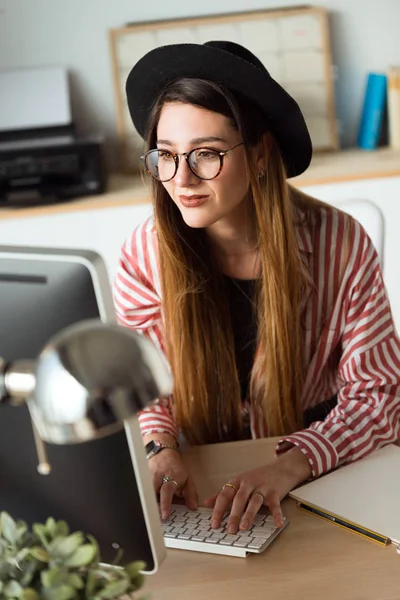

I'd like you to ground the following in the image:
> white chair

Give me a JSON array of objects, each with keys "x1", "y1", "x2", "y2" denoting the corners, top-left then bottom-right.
[{"x1": 332, "y1": 199, "x2": 385, "y2": 270}]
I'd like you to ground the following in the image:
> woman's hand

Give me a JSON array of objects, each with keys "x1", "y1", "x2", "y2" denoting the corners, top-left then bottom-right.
[
  {"x1": 203, "y1": 446, "x2": 311, "y2": 534},
  {"x1": 145, "y1": 441, "x2": 198, "y2": 520}
]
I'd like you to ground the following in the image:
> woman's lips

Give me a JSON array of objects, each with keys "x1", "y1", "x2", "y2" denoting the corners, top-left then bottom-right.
[{"x1": 178, "y1": 195, "x2": 209, "y2": 208}]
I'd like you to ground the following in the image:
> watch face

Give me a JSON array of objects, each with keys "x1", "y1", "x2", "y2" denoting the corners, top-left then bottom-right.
[{"x1": 145, "y1": 440, "x2": 161, "y2": 458}]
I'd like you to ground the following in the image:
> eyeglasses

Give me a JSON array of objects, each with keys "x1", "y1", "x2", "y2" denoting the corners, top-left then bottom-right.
[{"x1": 140, "y1": 142, "x2": 244, "y2": 182}]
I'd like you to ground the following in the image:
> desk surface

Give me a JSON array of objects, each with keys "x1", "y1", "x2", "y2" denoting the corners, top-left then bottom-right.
[
  {"x1": 144, "y1": 438, "x2": 400, "y2": 600},
  {"x1": 1, "y1": 147, "x2": 400, "y2": 221}
]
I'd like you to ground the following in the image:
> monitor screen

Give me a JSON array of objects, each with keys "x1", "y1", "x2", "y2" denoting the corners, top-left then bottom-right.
[{"x1": 0, "y1": 245, "x2": 165, "y2": 570}]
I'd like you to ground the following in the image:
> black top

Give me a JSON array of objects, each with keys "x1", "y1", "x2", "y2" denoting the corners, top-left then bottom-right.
[
  {"x1": 224, "y1": 276, "x2": 338, "y2": 429},
  {"x1": 224, "y1": 276, "x2": 257, "y2": 401}
]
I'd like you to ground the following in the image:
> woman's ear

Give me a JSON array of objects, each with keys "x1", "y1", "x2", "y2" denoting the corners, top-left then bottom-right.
[{"x1": 252, "y1": 133, "x2": 272, "y2": 175}]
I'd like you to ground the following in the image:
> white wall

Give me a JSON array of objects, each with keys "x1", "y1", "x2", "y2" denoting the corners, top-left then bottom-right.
[{"x1": 0, "y1": 0, "x2": 399, "y2": 168}]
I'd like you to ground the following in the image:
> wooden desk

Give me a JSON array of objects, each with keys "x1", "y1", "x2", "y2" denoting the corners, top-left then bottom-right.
[{"x1": 144, "y1": 439, "x2": 400, "y2": 600}]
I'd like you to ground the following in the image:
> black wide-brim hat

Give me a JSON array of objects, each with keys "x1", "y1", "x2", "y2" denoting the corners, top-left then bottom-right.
[{"x1": 126, "y1": 40, "x2": 312, "y2": 178}]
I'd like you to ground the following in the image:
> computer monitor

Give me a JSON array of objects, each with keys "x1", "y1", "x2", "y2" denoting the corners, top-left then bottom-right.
[{"x1": 0, "y1": 245, "x2": 166, "y2": 571}]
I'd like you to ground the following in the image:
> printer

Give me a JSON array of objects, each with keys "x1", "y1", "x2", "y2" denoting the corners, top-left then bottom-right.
[{"x1": 0, "y1": 67, "x2": 106, "y2": 205}]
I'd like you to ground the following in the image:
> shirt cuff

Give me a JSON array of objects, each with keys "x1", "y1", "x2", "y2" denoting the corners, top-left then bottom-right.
[
  {"x1": 138, "y1": 411, "x2": 179, "y2": 440},
  {"x1": 275, "y1": 429, "x2": 340, "y2": 478}
]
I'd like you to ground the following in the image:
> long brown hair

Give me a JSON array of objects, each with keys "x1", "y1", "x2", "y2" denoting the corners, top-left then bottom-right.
[{"x1": 145, "y1": 78, "x2": 311, "y2": 444}]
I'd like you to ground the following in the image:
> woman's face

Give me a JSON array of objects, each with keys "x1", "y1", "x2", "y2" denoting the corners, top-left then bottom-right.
[{"x1": 156, "y1": 102, "x2": 252, "y2": 231}]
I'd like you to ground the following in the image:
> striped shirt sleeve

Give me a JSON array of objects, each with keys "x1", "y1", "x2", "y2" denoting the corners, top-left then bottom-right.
[
  {"x1": 113, "y1": 218, "x2": 179, "y2": 440},
  {"x1": 277, "y1": 223, "x2": 400, "y2": 478}
]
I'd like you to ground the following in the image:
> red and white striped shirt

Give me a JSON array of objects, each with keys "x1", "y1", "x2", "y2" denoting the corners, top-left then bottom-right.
[{"x1": 113, "y1": 203, "x2": 400, "y2": 479}]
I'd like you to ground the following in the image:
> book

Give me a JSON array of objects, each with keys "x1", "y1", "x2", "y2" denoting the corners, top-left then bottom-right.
[
  {"x1": 357, "y1": 72, "x2": 388, "y2": 150},
  {"x1": 387, "y1": 66, "x2": 400, "y2": 149}
]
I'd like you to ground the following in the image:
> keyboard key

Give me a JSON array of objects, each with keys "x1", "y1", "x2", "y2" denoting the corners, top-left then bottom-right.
[
  {"x1": 186, "y1": 518, "x2": 201, "y2": 524},
  {"x1": 233, "y1": 536, "x2": 253, "y2": 545},
  {"x1": 254, "y1": 514, "x2": 266, "y2": 523},
  {"x1": 233, "y1": 539, "x2": 249, "y2": 547},
  {"x1": 188, "y1": 529, "x2": 200, "y2": 537},
  {"x1": 191, "y1": 535, "x2": 206, "y2": 542},
  {"x1": 171, "y1": 527, "x2": 186, "y2": 534},
  {"x1": 204, "y1": 537, "x2": 218, "y2": 544},
  {"x1": 252, "y1": 524, "x2": 276, "y2": 533},
  {"x1": 164, "y1": 532, "x2": 177, "y2": 538},
  {"x1": 253, "y1": 537, "x2": 269, "y2": 545},
  {"x1": 219, "y1": 535, "x2": 238, "y2": 546},
  {"x1": 252, "y1": 527, "x2": 274, "y2": 536},
  {"x1": 177, "y1": 534, "x2": 192, "y2": 540},
  {"x1": 209, "y1": 532, "x2": 225, "y2": 540},
  {"x1": 265, "y1": 516, "x2": 276, "y2": 523}
]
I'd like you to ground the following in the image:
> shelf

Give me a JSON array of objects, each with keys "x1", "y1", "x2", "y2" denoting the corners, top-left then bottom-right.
[{"x1": 1, "y1": 147, "x2": 399, "y2": 220}]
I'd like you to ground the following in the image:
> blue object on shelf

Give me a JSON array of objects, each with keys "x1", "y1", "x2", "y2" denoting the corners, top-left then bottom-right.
[{"x1": 357, "y1": 72, "x2": 387, "y2": 150}]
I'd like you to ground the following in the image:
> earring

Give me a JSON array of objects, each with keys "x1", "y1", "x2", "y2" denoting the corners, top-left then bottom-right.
[{"x1": 257, "y1": 170, "x2": 265, "y2": 180}]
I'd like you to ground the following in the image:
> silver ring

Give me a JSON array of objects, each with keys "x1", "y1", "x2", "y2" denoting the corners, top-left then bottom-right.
[
  {"x1": 251, "y1": 490, "x2": 266, "y2": 503},
  {"x1": 162, "y1": 475, "x2": 179, "y2": 487}
]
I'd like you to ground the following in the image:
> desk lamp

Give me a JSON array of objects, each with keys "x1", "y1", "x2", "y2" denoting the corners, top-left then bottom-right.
[{"x1": 0, "y1": 319, "x2": 172, "y2": 472}]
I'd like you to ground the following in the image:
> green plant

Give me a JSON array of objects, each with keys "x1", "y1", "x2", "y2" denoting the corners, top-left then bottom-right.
[{"x1": 0, "y1": 512, "x2": 146, "y2": 600}]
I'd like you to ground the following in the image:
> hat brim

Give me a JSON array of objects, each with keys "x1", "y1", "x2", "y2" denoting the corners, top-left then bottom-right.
[{"x1": 126, "y1": 43, "x2": 312, "y2": 178}]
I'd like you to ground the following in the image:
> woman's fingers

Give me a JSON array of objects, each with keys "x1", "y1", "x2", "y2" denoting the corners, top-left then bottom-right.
[
  {"x1": 158, "y1": 479, "x2": 178, "y2": 520},
  {"x1": 181, "y1": 477, "x2": 198, "y2": 510},
  {"x1": 227, "y1": 486, "x2": 252, "y2": 533},
  {"x1": 267, "y1": 492, "x2": 284, "y2": 528},
  {"x1": 239, "y1": 491, "x2": 265, "y2": 531},
  {"x1": 210, "y1": 484, "x2": 237, "y2": 528}
]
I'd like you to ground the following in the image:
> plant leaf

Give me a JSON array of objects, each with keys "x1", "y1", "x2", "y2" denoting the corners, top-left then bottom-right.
[
  {"x1": 45, "y1": 518, "x2": 57, "y2": 538},
  {"x1": 3, "y1": 580, "x2": 23, "y2": 598},
  {"x1": 15, "y1": 547, "x2": 30, "y2": 563},
  {"x1": 67, "y1": 574, "x2": 84, "y2": 590},
  {"x1": 54, "y1": 521, "x2": 69, "y2": 538},
  {"x1": 125, "y1": 561, "x2": 146, "y2": 579},
  {"x1": 49, "y1": 532, "x2": 84, "y2": 559},
  {"x1": 20, "y1": 561, "x2": 39, "y2": 587},
  {"x1": 111, "y1": 547, "x2": 124, "y2": 566},
  {"x1": 29, "y1": 546, "x2": 50, "y2": 562},
  {"x1": 42, "y1": 584, "x2": 76, "y2": 600},
  {"x1": 15, "y1": 523, "x2": 29, "y2": 544},
  {"x1": 85, "y1": 569, "x2": 97, "y2": 597},
  {"x1": 97, "y1": 578, "x2": 129, "y2": 599},
  {"x1": 41, "y1": 567, "x2": 66, "y2": 588},
  {"x1": 87, "y1": 534, "x2": 100, "y2": 562},
  {"x1": 131, "y1": 572, "x2": 145, "y2": 591},
  {"x1": 33, "y1": 523, "x2": 49, "y2": 548},
  {"x1": 63, "y1": 544, "x2": 97, "y2": 567},
  {"x1": 0, "y1": 512, "x2": 18, "y2": 544},
  {"x1": 20, "y1": 589, "x2": 41, "y2": 600}
]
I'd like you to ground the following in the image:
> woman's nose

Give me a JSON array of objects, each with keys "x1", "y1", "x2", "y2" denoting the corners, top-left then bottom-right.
[{"x1": 174, "y1": 156, "x2": 200, "y2": 186}]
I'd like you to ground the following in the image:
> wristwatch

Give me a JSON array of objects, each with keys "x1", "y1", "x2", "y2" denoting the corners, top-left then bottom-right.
[{"x1": 145, "y1": 439, "x2": 178, "y2": 460}]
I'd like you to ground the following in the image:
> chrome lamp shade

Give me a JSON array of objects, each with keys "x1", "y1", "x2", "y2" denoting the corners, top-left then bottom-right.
[{"x1": 0, "y1": 320, "x2": 173, "y2": 445}]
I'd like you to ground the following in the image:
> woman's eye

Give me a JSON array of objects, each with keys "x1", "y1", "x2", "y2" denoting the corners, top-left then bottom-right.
[
  {"x1": 197, "y1": 150, "x2": 218, "y2": 160},
  {"x1": 159, "y1": 151, "x2": 173, "y2": 160}
]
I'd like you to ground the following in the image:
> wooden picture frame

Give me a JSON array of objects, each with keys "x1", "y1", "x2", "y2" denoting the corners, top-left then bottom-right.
[{"x1": 109, "y1": 6, "x2": 338, "y2": 174}]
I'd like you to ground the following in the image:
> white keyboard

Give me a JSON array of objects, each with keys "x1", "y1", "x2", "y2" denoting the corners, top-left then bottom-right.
[{"x1": 162, "y1": 504, "x2": 289, "y2": 558}]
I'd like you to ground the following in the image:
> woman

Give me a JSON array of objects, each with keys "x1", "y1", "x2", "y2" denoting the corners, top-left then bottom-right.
[{"x1": 114, "y1": 41, "x2": 400, "y2": 535}]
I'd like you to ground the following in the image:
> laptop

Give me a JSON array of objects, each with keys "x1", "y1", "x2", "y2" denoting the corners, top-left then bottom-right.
[{"x1": 289, "y1": 444, "x2": 400, "y2": 547}]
